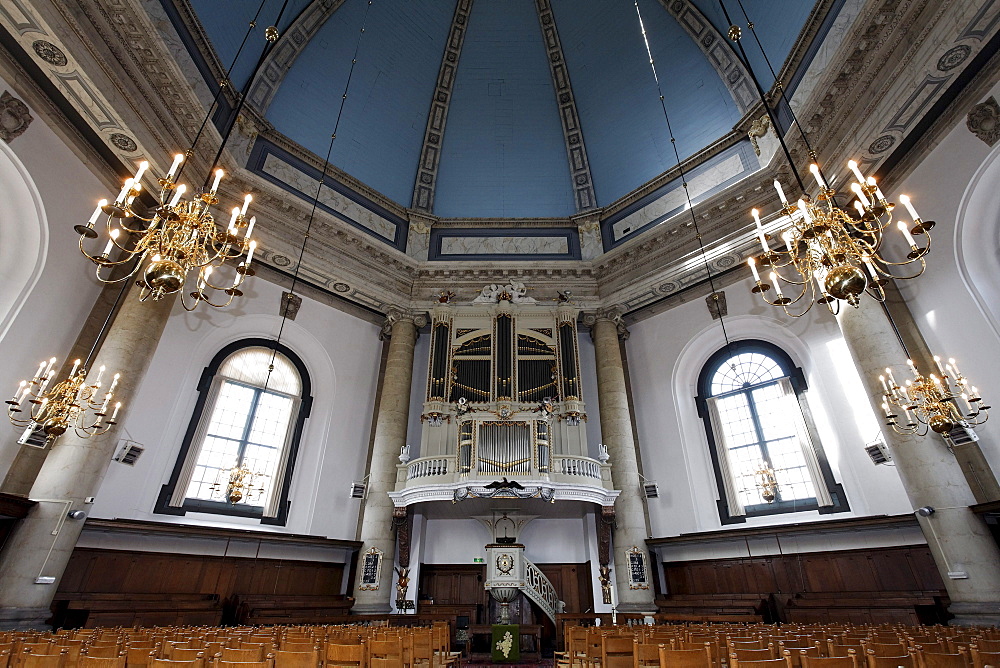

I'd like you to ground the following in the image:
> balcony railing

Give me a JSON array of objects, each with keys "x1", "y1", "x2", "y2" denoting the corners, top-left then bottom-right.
[{"x1": 396, "y1": 453, "x2": 611, "y2": 489}]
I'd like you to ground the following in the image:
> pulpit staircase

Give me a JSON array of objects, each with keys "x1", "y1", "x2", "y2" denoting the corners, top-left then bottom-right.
[{"x1": 485, "y1": 544, "x2": 564, "y2": 623}]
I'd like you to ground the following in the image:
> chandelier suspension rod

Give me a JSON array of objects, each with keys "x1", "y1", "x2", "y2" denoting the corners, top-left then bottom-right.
[
  {"x1": 174, "y1": 0, "x2": 270, "y2": 187},
  {"x1": 82, "y1": 279, "x2": 132, "y2": 372},
  {"x1": 716, "y1": 0, "x2": 806, "y2": 194},
  {"x1": 264, "y1": 0, "x2": 375, "y2": 389},
  {"x1": 632, "y1": 0, "x2": 734, "y2": 351},
  {"x1": 731, "y1": 0, "x2": 823, "y2": 166},
  {"x1": 878, "y1": 299, "x2": 912, "y2": 360},
  {"x1": 201, "y1": 0, "x2": 292, "y2": 192}
]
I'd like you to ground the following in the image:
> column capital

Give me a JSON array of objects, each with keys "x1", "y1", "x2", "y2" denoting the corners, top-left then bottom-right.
[
  {"x1": 380, "y1": 306, "x2": 428, "y2": 340},
  {"x1": 582, "y1": 306, "x2": 629, "y2": 340}
]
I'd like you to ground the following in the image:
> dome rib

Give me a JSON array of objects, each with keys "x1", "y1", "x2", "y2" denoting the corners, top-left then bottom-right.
[{"x1": 245, "y1": 0, "x2": 350, "y2": 117}]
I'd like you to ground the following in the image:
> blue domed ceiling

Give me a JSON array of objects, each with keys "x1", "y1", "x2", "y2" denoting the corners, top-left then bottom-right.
[{"x1": 182, "y1": 0, "x2": 821, "y2": 219}]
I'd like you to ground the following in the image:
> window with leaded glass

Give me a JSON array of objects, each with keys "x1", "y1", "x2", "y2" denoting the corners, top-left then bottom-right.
[
  {"x1": 155, "y1": 340, "x2": 312, "y2": 525},
  {"x1": 695, "y1": 341, "x2": 848, "y2": 523}
]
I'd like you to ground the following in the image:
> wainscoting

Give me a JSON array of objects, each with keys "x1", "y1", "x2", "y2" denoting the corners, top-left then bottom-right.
[
  {"x1": 661, "y1": 544, "x2": 948, "y2": 625},
  {"x1": 50, "y1": 519, "x2": 359, "y2": 628}
]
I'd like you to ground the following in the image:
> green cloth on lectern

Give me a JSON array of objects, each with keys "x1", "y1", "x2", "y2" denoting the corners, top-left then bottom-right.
[{"x1": 491, "y1": 624, "x2": 519, "y2": 663}]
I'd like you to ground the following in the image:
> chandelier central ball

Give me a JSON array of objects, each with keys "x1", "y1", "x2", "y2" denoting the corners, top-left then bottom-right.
[
  {"x1": 929, "y1": 414, "x2": 954, "y2": 434},
  {"x1": 143, "y1": 258, "x2": 186, "y2": 294},
  {"x1": 824, "y1": 265, "x2": 867, "y2": 303}
]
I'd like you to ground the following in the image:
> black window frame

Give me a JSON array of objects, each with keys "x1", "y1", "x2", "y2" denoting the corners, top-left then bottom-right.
[
  {"x1": 694, "y1": 340, "x2": 849, "y2": 524},
  {"x1": 154, "y1": 338, "x2": 313, "y2": 526}
]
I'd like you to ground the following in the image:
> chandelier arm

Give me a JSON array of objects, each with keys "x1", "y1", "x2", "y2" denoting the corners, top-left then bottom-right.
[{"x1": 717, "y1": 0, "x2": 806, "y2": 193}]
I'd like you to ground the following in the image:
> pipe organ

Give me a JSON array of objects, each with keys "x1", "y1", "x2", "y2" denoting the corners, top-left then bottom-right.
[{"x1": 415, "y1": 293, "x2": 591, "y2": 482}]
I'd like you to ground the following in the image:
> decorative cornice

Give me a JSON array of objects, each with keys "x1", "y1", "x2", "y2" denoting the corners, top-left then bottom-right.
[
  {"x1": 658, "y1": 0, "x2": 755, "y2": 113},
  {"x1": 411, "y1": 0, "x2": 474, "y2": 213},
  {"x1": 245, "y1": 0, "x2": 345, "y2": 114},
  {"x1": 535, "y1": 0, "x2": 597, "y2": 211}
]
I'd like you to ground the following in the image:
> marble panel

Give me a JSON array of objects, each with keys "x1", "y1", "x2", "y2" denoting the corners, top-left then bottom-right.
[
  {"x1": 439, "y1": 235, "x2": 570, "y2": 256},
  {"x1": 612, "y1": 153, "x2": 745, "y2": 242},
  {"x1": 261, "y1": 152, "x2": 397, "y2": 241}
]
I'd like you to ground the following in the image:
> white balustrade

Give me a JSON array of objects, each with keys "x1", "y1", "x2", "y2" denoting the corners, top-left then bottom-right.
[
  {"x1": 522, "y1": 557, "x2": 563, "y2": 621},
  {"x1": 557, "y1": 456, "x2": 601, "y2": 479},
  {"x1": 407, "y1": 457, "x2": 450, "y2": 479}
]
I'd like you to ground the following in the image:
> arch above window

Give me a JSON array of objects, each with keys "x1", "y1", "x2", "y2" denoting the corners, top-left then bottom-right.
[
  {"x1": 155, "y1": 339, "x2": 313, "y2": 525},
  {"x1": 695, "y1": 340, "x2": 848, "y2": 524}
]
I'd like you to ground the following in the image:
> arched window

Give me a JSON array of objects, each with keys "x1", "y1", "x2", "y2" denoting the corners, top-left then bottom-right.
[
  {"x1": 695, "y1": 340, "x2": 848, "y2": 524},
  {"x1": 155, "y1": 339, "x2": 313, "y2": 525}
]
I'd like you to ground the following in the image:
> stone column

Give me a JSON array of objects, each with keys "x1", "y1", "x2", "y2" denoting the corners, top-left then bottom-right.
[
  {"x1": 2, "y1": 281, "x2": 127, "y2": 496},
  {"x1": 838, "y1": 301, "x2": 1000, "y2": 625},
  {"x1": 0, "y1": 290, "x2": 176, "y2": 629},
  {"x1": 352, "y1": 308, "x2": 424, "y2": 614},
  {"x1": 585, "y1": 307, "x2": 655, "y2": 613}
]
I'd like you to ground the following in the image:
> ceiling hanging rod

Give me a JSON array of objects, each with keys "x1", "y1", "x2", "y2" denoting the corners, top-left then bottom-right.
[
  {"x1": 716, "y1": 0, "x2": 807, "y2": 194},
  {"x1": 201, "y1": 0, "x2": 293, "y2": 191},
  {"x1": 175, "y1": 0, "x2": 270, "y2": 184},
  {"x1": 631, "y1": 0, "x2": 735, "y2": 352},
  {"x1": 263, "y1": 0, "x2": 375, "y2": 389},
  {"x1": 733, "y1": 0, "x2": 825, "y2": 165}
]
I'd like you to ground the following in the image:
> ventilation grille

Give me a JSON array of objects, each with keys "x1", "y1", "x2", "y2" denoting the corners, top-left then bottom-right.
[
  {"x1": 17, "y1": 424, "x2": 49, "y2": 449},
  {"x1": 864, "y1": 438, "x2": 892, "y2": 465},
  {"x1": 945, "y1": 422, "x2": 980, "y2": 446},
  {"x1": 350, "y1": 482, "x2": 368, "y2": 499},
  {"x1": 642, "y1": 481, "x2": 659, "y2": 498},
  {"x1": 113, "y1": 440, "x2": 144, "y2": 466}
]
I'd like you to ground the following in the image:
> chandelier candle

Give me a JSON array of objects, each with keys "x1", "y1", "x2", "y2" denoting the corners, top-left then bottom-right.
[
  {"x1": 746, "y1": 160, "x2": 934, "y2": 317},
  {"x1": 6, "y1": 359, "x2": 123, "y2": 443},
  {"x1": 75, "y1": 156, "x2": 258, "y2": 310}
]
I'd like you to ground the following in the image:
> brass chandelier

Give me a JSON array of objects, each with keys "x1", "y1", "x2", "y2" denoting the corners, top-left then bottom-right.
[
  {"x1": 76, "y1": 158, "x2": 257, "y2": 310},
  {"x1": 210, "y1": 464, "x2": 268, "y2": 505},
  {"x1": 746, "y1": 164, "x2": 933, "y2": 318},
  {"x1": 71, "y1": 0, "x2": 296, "y2": 311},
  {"x1": 880, "y1": 356, "x2": 989, "y2": 435},
  {"x1": 6, "y1": 357, "x2": 121, "y2": 443}
]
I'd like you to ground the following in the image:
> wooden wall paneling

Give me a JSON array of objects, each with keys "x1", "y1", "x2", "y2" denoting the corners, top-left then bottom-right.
[
  {"x1": 661, "y1": 545, "x2": 947, "y2": 623},
  {"x1": 774, "y1": 555, "x2": 805, "y2": 594}
]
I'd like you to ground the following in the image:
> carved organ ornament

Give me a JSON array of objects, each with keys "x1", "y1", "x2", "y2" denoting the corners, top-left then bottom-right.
[{"x1": 416, "y1": 286, "x2": 591, "y2": 486}]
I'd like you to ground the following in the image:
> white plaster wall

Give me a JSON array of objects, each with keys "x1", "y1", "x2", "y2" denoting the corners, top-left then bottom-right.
[
  {"x1": 420, "y1": 516, "x2": 592, "y2": 566},
  {"x1": 0, "y1": 75, "x2": 107, "y2": 477},
  {"x1": 88, "y1": 274, "x2": 382, "y2": 540},
  {"x1": 892, "y1": 80, "x2": 1000, "y2": 475},
  {"x1": 421, "y1": 518, "x2": 488, "y2": 564},
  {"x1": 626, "y1": 278, "x2": 914, "y2": 539}
]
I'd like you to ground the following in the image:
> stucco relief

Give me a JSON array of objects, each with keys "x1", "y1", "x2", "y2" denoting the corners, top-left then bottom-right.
[
  {"x1": 967, "y1": 97, "x2": 1000, "y2": 147},
  {"x1": 0, "y1": 91, "x2": 32, "y2": 143},
  {"x1": 439, "y1": 236, "x2": 569, "y2": 256}
]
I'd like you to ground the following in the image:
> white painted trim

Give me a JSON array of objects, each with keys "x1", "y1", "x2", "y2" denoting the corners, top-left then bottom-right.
[{"x1": 0, "y1": 140, "x2": 48, "y2": 345}]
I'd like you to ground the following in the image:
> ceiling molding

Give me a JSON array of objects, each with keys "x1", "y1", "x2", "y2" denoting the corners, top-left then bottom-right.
[
  {"x1": 244, "y1": 0, "x2": 347, "y2": 115},
  {"x1": 411, "y1": 0, "x2": 474, "y2": 214},
  {"x1": 657, "y1": 0, "x2": 756, "y2": 114},
  {"x1": 534, "y1": 0, "x2": 597, "y2": 212}
]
